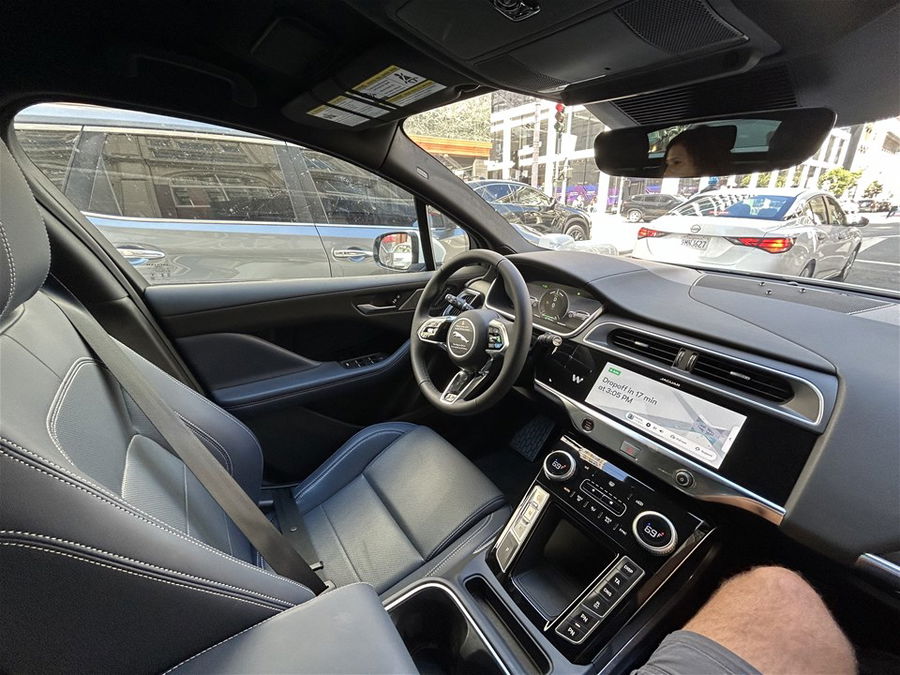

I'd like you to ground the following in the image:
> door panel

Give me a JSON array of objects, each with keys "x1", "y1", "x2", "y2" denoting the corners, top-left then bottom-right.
[{"x1": 145, "y1": 272, "x2": 472, "y2": 481}]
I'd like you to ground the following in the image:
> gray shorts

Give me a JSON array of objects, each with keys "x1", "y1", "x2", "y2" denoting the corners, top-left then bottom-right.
[{"x1": 633, "y1": 630, "x2": 761, "y2": 675}]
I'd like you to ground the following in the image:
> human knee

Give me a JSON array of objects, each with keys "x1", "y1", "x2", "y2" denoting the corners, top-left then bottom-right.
[{"x1": 730, "y1": 565, "x2": 816, "y2": 600}]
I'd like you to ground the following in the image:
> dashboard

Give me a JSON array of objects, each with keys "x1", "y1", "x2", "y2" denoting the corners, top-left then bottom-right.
[
  {"x1": 473, "y1": 250, "x2": 900, "y2": 587},
  {"x1": 527, "y1": 282, "x2": 603, "y2": 335}
]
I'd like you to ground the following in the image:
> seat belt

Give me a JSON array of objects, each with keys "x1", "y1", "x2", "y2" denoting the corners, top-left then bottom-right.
[{"x1": 51, "y1": 295, "x2": 327, "y2": 595}]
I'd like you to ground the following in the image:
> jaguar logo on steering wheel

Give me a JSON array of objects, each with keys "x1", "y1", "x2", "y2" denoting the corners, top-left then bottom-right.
[{"x1": 448, "y1": 318, "x2": 476, "y2": 356}]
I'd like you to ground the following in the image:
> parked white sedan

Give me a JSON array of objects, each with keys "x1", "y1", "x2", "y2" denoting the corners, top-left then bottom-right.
[{"x1": 631, "y1": 188, "x2": 865, "y2": 281}]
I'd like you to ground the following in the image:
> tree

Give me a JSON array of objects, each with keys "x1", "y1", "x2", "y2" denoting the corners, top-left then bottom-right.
[
  {"x1": 863, "y1": 181, "x2": 884, "y2": 199},
  {"x1": 817, "y1": 168, "x2": 862, "y2": 198}
]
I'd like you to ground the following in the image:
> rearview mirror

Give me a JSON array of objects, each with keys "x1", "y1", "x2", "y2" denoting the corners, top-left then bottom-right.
[
  {"x1": 374, "y1": 231, "x2": 420, "y2": 271},
  {"x1": 594, "y1": 108, "x2": 836, "y2": 178}
]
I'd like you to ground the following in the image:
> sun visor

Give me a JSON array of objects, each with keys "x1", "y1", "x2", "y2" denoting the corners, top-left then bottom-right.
[{"x1": 283, "y1": 44, "x2": 481, "y2": 129}]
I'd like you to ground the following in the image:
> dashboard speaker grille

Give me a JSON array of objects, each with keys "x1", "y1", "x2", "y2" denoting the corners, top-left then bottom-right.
[
  {"x1": 691, "y1": 354, "x2": 793, "y2": 402},
  {"x1": 615, "y1": 0, "x2": 745, "y2": 54},
  {"x1": 609, "y1": 329, "x2": 680, "y2": 365}
]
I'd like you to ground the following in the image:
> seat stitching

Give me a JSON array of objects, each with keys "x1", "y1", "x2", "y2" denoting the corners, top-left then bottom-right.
[
  {"x1": 162, "y1": 582, "x2": 376, "y2": 674},
  {"x1": 162, "y1": 608, "x2": 286, "y2": 673},
  {"x1": 222, "y1": 509, "x2": 235, "y2": 557},
  {"x1": 177, "y1": 415, "x2": 233, "y2": 475},
  {"x1": 183, "y1": 464, "x2": 190, "y2": 537},
  {"x1": 0, "y1": 438, "x2": 310, "y2": 591},
  {"x1": 427, "y1": 512, "x2": 495, "y2": 577},
  {"x1": 292, "y1": 429, "x2": 405, "y2": 504},
  {"x1": 0, "y1": 541, "x2": 281, "y2": 612},
  {"x1": 0, "y1": 218, "x2": 17, "y2": 317},
  {"x1": 319, "y1": 503, "x2": 361, "y2": 582},
  {"x1": 154, "y1": 370, "x2": 263, "y2": 458},
  {"x1": 0, "y1": 531, "x2": 295, "y2": 607},
  {"x1": 45, "y1": 357, "x2": 95, "y2": 468},
  {"x1": 423, "y1": 494, "x2": 507, "y2": 560}
]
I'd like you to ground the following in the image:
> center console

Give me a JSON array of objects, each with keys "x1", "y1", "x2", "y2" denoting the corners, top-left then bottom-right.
[
  {"x1": 386, "y1": 433, "x2": 716, "y2": 674},
  {"x1": 488, "y1": 436, "x2": 711, "y2": 663}
]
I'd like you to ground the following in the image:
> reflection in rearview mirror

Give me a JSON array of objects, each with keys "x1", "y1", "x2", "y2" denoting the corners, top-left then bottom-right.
[{"x1": 594, "y1": 109, "x2": 836, "y2": 178}]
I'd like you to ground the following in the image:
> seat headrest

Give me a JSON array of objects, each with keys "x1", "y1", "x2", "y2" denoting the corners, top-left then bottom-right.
[{"x1": 0, "y1": 140, "x2": 50, "y2": 322}]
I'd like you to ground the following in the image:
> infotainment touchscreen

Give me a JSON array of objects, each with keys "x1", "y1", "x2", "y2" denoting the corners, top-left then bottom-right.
[{"x1": 585, "y1": 363, "x2": 747, "y2": 469}]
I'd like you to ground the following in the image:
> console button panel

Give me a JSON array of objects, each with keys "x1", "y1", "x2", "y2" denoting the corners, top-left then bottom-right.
[
  {"x1": 541, "y1": 437, "x2": 697, "y2": 565},
  {"x1": 556, "y1": 556, "x2": 645, "y2": 644},
  {"x1": 493, "y1": 485, "x2": 550, "y2": 572}
]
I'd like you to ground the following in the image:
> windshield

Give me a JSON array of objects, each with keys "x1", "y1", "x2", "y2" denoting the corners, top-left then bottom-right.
[
  {"x1": 405, "y1": 93, "x2": 900, "y2": 294},
  {"x1": 671, "y1": 194, "x2": 796, "y2": 220}
]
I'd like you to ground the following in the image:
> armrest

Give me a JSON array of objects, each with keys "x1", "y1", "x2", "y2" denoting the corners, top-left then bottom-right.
[{"x1": 167, "y1": 583, "x2": 416, "y2": 674}]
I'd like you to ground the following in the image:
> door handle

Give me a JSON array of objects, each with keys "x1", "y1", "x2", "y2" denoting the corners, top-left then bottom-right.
[
  {"x1": 332, "y1": 248, "x2": 374, "y2": 261},
  {"x1": 116, "y1": 246, "x2": 166, "y2": 265}
]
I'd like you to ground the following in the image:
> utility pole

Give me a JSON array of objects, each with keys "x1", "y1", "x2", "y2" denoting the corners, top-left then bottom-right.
[{"x1": 530, "y1": 101, "x2": 541, "y2": 188}]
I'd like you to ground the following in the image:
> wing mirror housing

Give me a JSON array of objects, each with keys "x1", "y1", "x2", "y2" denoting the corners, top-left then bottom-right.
[
  {"x1": 374, "y1": 231, "x2": 422, "y2": 271},
  {"x1": 594, "y1": 108, "x2": 836, "y2": 178}
]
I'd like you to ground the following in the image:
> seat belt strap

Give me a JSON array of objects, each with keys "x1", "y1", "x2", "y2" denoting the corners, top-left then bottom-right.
[
  {"x1": 272, "y1": 488, "x2": 321, "y2": 569},
  {"x1": 51, "y1": 294, "x2": 327, "y2": 595}
]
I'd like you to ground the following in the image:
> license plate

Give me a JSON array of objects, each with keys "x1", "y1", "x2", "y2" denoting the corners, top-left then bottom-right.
[{"x1": 680, "y1": 235, "x2": 709, "y2": 250}]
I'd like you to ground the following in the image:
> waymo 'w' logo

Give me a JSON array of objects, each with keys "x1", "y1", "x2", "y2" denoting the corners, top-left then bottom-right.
[{"x1": 572, "y1": 374, "x2": 584, "y2": 384}]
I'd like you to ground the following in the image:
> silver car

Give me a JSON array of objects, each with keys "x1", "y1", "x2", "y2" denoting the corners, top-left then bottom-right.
[{"x1": 631, "y1": 188, "x2": 865, "y2": 280}]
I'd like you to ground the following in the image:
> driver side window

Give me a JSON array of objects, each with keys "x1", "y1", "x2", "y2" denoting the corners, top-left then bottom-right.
[{"x1": 15, "y1": 103, "x2": 469, "y2": 285}]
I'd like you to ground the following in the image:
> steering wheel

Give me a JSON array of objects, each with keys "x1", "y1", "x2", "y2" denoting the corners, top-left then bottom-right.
[{"x1": 411, "y1": 249, "x2": 533, "y2": 415}]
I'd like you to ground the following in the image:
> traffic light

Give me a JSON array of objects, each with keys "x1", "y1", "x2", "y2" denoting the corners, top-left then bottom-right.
[{"x1": 554, "y1": 102, "x2": 566, "y2": 133}]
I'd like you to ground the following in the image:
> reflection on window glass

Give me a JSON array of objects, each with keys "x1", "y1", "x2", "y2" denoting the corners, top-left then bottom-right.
[
  {"x1": 14, "y1": 103, "x2": 465, "y2": 285},
  {"x1": 671, "y1": 193, "x2": 796, "y2": 220}
]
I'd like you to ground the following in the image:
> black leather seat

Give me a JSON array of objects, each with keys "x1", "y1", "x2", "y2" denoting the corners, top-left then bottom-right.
[{"x1": 0, "y1": 140, "x2": 508, "y2": 671}]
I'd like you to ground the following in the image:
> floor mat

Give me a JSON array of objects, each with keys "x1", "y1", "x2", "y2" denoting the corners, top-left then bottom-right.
[
  {"x1": 474, "y1": 445, "x2": 537, "y2": 505},
  {"x1": 510, "y1": 414, "x2": 555, "y2": 462}
]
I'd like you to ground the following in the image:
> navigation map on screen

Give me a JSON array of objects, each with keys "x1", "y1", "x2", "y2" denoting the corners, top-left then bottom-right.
[{"x1": 585, "y1": 363, "x2": 747, "y2": 469}]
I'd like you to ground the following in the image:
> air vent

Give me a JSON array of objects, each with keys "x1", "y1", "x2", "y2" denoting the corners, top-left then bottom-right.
[
  {"x1": 609, "y1": 329, "x2": 680, "y2": 365},
  {"x1": 613, "y1": 65, "x2": 796, "y2": 125},
  {"x1": 691, "y1": 354, "x2": 793, "y2": 402}
]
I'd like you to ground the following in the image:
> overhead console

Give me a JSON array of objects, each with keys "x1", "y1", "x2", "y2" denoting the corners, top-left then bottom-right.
[{"x1": 345, "y1": 0, "x2": 780, "y2": 103}]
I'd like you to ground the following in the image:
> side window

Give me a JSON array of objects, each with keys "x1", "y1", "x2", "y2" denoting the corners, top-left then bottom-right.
[
  {"x1": 824, "y1": 196, "x2": 848, "y2": 225},
  {"x1": 514, "y1": 186, "x2": 551, "y2": 206},
  {"x1": 14, "y1": 103, "x2": 466, "y2": 284},
  {"x1": 482, "y1": 183, "x2": 512, "y2": 202},
  {"x1": 425, "y1": 208, "x2": 471, "y2": 268},
  {"x1": 13, "y1": 126, "x2": 80, "y2": 190},
  {"x1": 805, "y1": 196, "x2": 829, "y2": 226}
]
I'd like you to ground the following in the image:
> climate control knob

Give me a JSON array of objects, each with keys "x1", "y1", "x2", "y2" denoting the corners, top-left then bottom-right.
[
  {"x1": 632, "y1": 511, "x2": 678, "y2": 556},
  {"x1": 543, "y1": 450, "x2": 576, "y2": 482}
]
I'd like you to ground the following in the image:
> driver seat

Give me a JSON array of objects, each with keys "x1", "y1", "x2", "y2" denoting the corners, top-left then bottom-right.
[{"x1": 0, "y1": 139, "x2": 508, "y2": 670}]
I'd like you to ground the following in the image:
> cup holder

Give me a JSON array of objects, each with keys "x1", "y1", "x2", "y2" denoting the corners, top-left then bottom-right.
[{"x1": 386, "y1": 583, "x2": 506, "y2": 674}]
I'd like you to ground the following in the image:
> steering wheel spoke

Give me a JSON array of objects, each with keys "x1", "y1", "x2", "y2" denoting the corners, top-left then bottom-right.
[
  {"x1": 416, "y1": 315, "x2": 453, "y2": 349},
  {"x1": 440, "y1": 365, "x2": 489, "y2": 404},
  {"x1": 485, "y1": 317, "x2": 513, "y2": 356}
]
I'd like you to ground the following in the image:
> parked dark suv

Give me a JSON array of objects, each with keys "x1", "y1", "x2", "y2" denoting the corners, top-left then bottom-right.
[
  {"x1": 621, "y1": 193, "x2": 685, "y2": 222},
  {"x1": 468, "y1": 179, "x2": 592, "y2": 240}
]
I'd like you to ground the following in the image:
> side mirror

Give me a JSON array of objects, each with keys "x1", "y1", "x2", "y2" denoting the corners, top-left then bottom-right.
[
  {"x1": 374, "y1": 231, "x2": 420, "y2": 271},
  {"x1": 856, "y1": 217, "x2": 869, "y2": 227}
]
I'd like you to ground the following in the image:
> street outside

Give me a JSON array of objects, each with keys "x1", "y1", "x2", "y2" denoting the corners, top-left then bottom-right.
[{"x1": 587, "y1": 211, "x2": 900, "y2": 294}]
